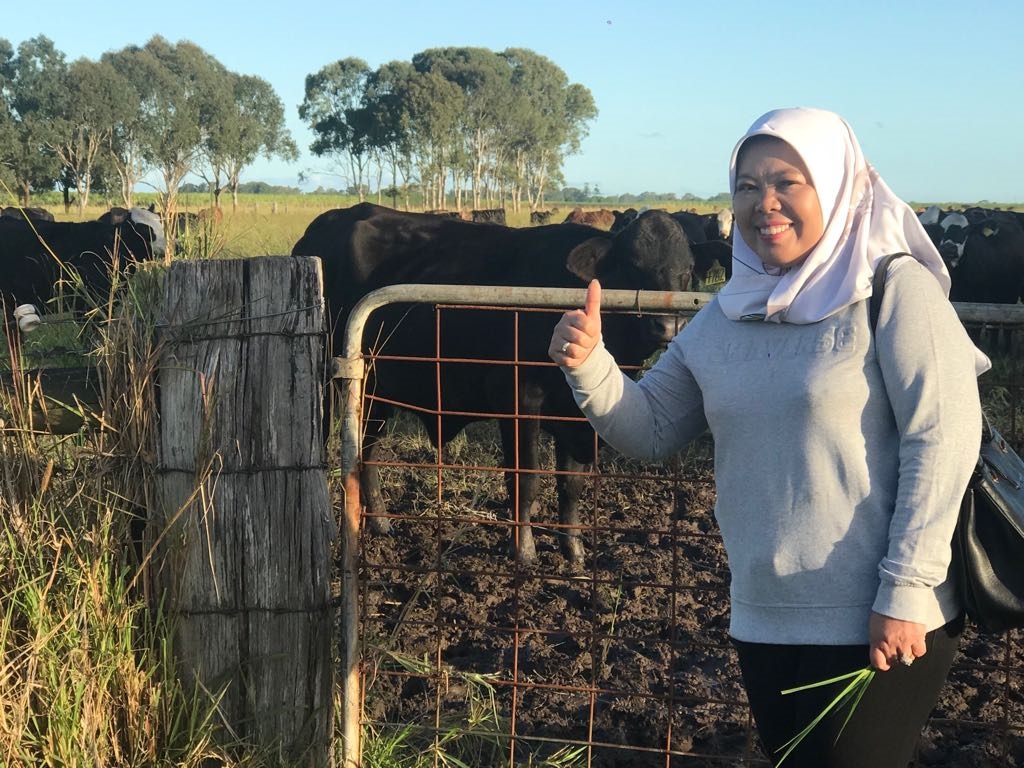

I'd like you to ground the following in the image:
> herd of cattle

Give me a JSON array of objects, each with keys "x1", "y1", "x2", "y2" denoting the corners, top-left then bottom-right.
[
  {"x1": 292, "y1": 203, "x2": 699, "y2": 564},
  {"x1": 919, "y1": 204, "x2": 1024, "y2": 305},
  {"x1": 2, "y1": 199, "x2": 1022, "y2": 563}
]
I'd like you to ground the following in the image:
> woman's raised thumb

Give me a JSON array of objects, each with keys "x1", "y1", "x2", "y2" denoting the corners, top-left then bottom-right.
[{"x1": 584, "y1": 279, "x2": 602, "y2": 319}]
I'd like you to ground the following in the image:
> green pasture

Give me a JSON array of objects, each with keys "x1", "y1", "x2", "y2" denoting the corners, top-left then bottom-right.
[
  {"x1": 28, "y1": 194, "x2": 742, "y2": 261},
  {"x1": 18, "y1": 194, "x2": 1024, "y2": 266},
  {"x1": 48, "y1": 197, "x2": 350, "y2": 259}
]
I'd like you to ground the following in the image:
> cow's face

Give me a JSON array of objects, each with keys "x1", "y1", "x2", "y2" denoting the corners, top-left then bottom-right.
[
  {"x1": 567, "y1": 209, "x2": 692, "y2": 351},
  {"x1": 716, "y1": 208, "x2": 734, "y2": 239},
  {"x1": 126, "y1": 207, "x2": 166, "y2": 259},
  {"x1": 581, "y1": 210, "x2": 693, "y2": 292},
  {"x1": 938, "y1": 212, "x2": 970, "y2": 268},
  {"x1": 622, "y1": 210, "x2": 693, "y2": 292}
]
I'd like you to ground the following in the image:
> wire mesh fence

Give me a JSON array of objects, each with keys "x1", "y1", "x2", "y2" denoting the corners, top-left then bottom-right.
[{"x1": 337, "y1": 287, "x2": 1024, "y2": 768}]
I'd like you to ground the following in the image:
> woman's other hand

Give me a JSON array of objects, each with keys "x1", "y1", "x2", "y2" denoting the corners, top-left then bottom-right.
[
  {"x1": 869, "y1": 611, "x2": 928, "y2": 671},
  {"x1": 549, "y1": 279, "x2": 602, "y2": 368}
]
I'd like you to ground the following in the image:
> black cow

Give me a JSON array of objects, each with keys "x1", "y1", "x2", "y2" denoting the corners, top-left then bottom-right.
[
  {"x1": 933, "y1": 212, "x2": 972, "y2": 267},
  {"x1": 941, "y1": 216, "x2": 1024, "y2": 352},
  {"x1": 691, "y1": 240, "x2": 734, "y2": 286},
  {"x1": 0, "y1": 207, "x2": 165, "y2": 331},
  {"x1": 530, "y1": 209, "x2": 554, "y2": 226},
  {"x1": 100, "y1": 205, "x2": 203, "y2": 250},
  {"x1": 611, "y1": 208, "x2": 639, "y2": 232},
  {"x1": 618, "y1": 210, "x2": 730, "y2": 288},
  {"x1": 924, "y1": 207, "x2": 1021, "y2": 258},
  {"x1": 292, "y1": 202, "x2": 694, "y2": 566},
  {"x1": 97, "y1": 203, "x2": 158, "y2": 225},
  {"x1": 471, "y1": 208, "x2": 506, "y2": 225},
  {"x1": 943, "y1": 217, "x2": 1024, "y2": 304},
  {"x1": 1, "y1": 206, "x2": 55, "y2": 222},
  {"x1": 97, "y1": 206, "x2": 132, "y2": 225},
  {"x1": 961, "y1": 206, "x2": 1018, "y2": 226},
  {"x1": 669, "y1": 210, "x2": 710, "y2": 245}
]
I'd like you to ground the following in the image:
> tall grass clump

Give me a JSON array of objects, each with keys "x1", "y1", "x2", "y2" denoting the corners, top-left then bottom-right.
[
  {"x1": 358, "y1": 649, "x2": 586, "y2": 768},
  {"x1": 0, "y1": 262, "x2": 248, "y2": 766}
]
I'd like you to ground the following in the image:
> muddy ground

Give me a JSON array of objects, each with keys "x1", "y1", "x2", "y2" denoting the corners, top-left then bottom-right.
[{"x1": 352, "y1": 419, "x2": 1023, "y2": 767}]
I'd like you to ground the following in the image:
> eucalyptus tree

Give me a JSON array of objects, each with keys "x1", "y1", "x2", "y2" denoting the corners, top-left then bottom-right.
[
  {"x1": 100, "y1": 46, "x2": 150, "y2": 207},
  {"x1": 137, "y1": 37, "x2": 229, "y2": 220},
  {"x1": 49, "y1": 58, "x2": 132, "y2": 214},
  {"x1": 300, "y1": 46, "x2": 594, "y2": 210},
  {"x1": 500, "y1": 48, "x2": 596, "y2": 211},
  {"x1": 202, "y1": 73, "x2": 298, "y2": 210},
  {"x1": 412, "y1": 47, "x2": 512, "y2": 209},
  {"x1": 0, "y1": 36, "x2": 65, "y2": 205},
  {"x1": 299, "y1": 57, "x2": 373, "y2": 201},
  {"x1": 361, "y1": 61, "x2": 417, "y2": 207},
  {"x1": 0, "y1": 40, "x2": 15, "y2": 197},
  {"x1": 401, "y1": 68, "x2": 464, "y2": 209}
]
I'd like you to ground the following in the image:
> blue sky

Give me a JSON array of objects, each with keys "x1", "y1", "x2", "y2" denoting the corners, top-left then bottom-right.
[{"x1": 6, "y1": 1, "x2": 1022, "y2": 203}]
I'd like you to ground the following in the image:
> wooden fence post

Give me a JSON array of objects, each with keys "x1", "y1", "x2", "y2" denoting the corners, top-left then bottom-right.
[{"x1": 149, "y1": 256, "x2": 334, "y2": 765}]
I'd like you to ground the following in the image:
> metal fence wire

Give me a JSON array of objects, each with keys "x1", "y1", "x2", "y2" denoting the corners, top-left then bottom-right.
[{"x1": 334, "y1": 286, "x2": 1024, "y2": 768}]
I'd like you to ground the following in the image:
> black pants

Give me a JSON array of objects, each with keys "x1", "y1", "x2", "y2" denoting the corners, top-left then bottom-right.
[{"x1": 732, "y1": 616, "x2": 963, "y2": 768}]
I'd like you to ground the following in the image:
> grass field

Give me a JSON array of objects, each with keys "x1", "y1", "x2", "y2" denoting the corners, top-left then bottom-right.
[
  {"x1": 19, "y1": 193, "x2": 1022, "y2": 264},
  {"x1": 34, "y1": 194, "x2": 731, "y2": 260}
]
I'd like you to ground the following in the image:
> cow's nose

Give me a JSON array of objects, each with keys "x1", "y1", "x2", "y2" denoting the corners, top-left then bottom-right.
[
  {"x1": 938, "y1": 240, "x2": 961, "y2": 262},
  {"x1": 650, "y1": 315, "x2": 683, "y2": 343}
]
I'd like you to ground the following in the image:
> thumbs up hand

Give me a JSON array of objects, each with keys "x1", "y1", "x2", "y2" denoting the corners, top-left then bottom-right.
[{"x1": 550, "y1": 279, "x2": 602, "y2": 368}]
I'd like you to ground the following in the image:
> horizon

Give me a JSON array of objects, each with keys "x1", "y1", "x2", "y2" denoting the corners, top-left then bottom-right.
[{"x1": 5, "y1": 1, "x2": 1022, "y2": 204}]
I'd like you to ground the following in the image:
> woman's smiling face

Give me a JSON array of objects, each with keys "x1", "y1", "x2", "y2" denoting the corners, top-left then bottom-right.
[{"x1": 733, "y1": 135, "x2": 825, "y2": 270}]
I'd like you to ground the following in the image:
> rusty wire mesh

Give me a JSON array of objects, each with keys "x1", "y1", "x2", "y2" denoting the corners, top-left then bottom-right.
[{"x1": 340, "y1": 293, "x2": 1024, "y2": 768}]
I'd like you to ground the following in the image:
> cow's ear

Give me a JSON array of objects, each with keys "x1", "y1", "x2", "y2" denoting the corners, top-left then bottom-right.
[{"x1": 566, "y1": 238, "x2": 613, "y2": 280}]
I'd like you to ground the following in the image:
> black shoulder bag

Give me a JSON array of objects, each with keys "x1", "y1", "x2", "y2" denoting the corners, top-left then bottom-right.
[{"x1": 871, "y1": 253, "x2": 1024, "y2": 634}]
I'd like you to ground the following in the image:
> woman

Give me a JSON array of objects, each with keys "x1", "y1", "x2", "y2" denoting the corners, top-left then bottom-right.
[{"x1": 549, "y1": 107, "x2": 987, "y2": 767}]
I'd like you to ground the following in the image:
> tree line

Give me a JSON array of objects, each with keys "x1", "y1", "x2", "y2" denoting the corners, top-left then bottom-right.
[
  {"x1": 298, "y1": 47, "x2": 596, "y2": 212},
  {"x1": 1, "y1": 38, "x2": 596, "y2": 217},
  {"x1": 0, "y1": 35, "x2": 297, "y2": 215}
]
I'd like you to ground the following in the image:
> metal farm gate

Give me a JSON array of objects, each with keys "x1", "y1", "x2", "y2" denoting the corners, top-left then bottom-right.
[{"x1": 334, "y1": 286, "x2": 1024, "y2": 768}]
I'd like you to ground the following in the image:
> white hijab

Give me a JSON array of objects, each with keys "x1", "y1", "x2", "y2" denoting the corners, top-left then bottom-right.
[{"x1": 717, "y1": 107, "x2": 950, "y2": 325}]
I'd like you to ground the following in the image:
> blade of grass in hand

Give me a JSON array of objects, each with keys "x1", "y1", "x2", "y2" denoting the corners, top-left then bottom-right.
[{"x1": 774, "y1": 665, "x2": 875, "y2": 766}]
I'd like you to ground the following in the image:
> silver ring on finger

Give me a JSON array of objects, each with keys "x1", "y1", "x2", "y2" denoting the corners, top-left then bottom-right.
[
  {"x1": 560, "y1": 341, "x2": 570, "y2": 354},
  {"x1": 899, "y1": 653, "x2": 915, "y2": 666}
]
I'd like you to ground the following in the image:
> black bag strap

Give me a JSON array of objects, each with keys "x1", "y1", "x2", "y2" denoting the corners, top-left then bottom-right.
[{"x1": 869, "y1": 252, "x2": 910, "y2": 332}]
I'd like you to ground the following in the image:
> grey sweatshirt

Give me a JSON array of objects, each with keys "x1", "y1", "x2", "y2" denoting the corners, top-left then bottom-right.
[{"x1": 563, "y1": 259, "x2": 982, "y2": 644}]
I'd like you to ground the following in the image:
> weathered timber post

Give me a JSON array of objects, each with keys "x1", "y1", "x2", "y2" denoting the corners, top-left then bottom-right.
[{"x1": 150, "y1": 256, "x2": 334, "y2": 765}]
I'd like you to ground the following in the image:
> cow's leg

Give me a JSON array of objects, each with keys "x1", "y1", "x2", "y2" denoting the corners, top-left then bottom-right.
[
  {"x1": 555, "y1": 441, "x2": 588, "y2": 569},
  {"x1": 500, "y1": 418, "x2": 542, "y2": 566}
]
